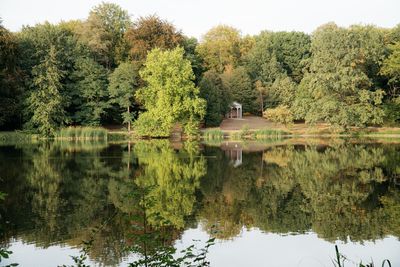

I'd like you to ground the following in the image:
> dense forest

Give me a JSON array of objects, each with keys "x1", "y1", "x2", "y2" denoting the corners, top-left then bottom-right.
[{"x1": 0, "y1": 2, "x2": 400, "y2": 136}]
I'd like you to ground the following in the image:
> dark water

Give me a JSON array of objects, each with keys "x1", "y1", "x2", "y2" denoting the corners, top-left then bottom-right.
[{"x1": 1, "y1": 139, "x2": 400, "y2": 266}]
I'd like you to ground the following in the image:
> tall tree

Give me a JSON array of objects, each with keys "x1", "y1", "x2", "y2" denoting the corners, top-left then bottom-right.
[
  {"x1": 71, "y1": 57, "x2": 109, "y2": 125},
  {"x1": 125, "y1": 15, "x2": 183, "y2": 63},
  {"x1": 77, "y1": 2, "x2": 131, "y2": 68},
  {"x1": 196, "y1": 25, "x2": 242, "y2": 73},
  {"x1": 108, "y1": 62, "x2": 140, "y2": 133},
  {"x1": 134, "y1": 47, "x2": 206, "y2": 137},
  {"x1": 199, "y1": 70, "x2": 231, "y2": 126},
  {"x1": 25, "y1": 46, "x2": 67, "y2": 136}
]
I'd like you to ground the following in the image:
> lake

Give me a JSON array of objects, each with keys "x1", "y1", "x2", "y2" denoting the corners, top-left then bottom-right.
[{"x1": 1, "y1": 138, "x2": 400, "y2": 266}]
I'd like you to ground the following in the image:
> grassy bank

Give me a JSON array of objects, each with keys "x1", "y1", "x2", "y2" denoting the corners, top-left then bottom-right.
[{"x1": 2, "y1": 124, "x2": 400, "y2": 144}]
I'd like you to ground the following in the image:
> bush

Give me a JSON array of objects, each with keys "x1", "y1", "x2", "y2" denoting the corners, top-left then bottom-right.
[{"x1": 263, "y1": 105, "x2": 294, "y2": 125}]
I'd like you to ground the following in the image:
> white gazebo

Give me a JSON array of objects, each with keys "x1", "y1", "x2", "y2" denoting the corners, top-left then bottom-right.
[{"x1": 226, "y1": 101, "x2": 242, "y2": 118}]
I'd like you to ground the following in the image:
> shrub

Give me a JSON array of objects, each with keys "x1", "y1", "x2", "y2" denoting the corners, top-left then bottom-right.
[{"x1": 263, "y1": 105, "x2": 294, "y2": 125}]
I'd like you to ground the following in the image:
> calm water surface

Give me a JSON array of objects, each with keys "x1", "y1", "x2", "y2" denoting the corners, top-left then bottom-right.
[{"x1": 1, "y1": 139, "x2": 400, "y2": 266}]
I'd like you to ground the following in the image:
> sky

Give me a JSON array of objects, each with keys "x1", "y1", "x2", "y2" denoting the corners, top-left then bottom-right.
[{"x1": 1, "y1": 0, "x2": 399, "y2": 38}]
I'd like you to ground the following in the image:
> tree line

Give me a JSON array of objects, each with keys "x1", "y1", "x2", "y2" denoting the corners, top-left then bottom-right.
[{"x1": 0, "y1": 3, "x2": 399, "y2": 136}]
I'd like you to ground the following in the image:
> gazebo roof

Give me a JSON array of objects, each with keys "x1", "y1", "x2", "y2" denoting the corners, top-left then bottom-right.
[{"x1": 231, "y1": 101, "x2": 242, "y2": 108}]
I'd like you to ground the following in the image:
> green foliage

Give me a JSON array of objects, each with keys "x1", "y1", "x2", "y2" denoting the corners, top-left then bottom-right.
[
  {"x1": 182, "y1": 37, "x2": 204, "y2": 84},
  {"x1": 196, "y1": 25, "x2": 242, "y2": 73},
  {"x1": 292, "y1": 23, "x2": 386, "y2": 127},
  {"x1": 129, "y1": 238, "x2": 215, "y2": 267},
  {"x1": 135, "y1": 47, "x2": 206, "y2": 137},
  {"x1": 125, "y1": 15, "x2": 183, "y2": 63},
  {"x1": 71, "y1": 57, "x2": 109, "y2": 125},
  {"x1": 108, "y1": 62, "x2": 140, "y2": 132},
  {"x1": 199, "y1": 70, "x2": 231, "y2": 126},
  {"x1": 381, "y1": 42, "x2": 400, "y2": 94},
  {"x1": 245, "y1": 31, "x2": 311, "y2": 83},
  {"x1": 264, "y1": 105, "x2": 294, "y2": 125},
  {"x1": 383, "y1": 98, "x2": 400, "y2": 124},
  {"x1": 25, "y1": 46, "x2": 68, "y2": 136},
  {"x1": 221, "y1": 66, "x2": 258, "y2": 114},
  {"x1": 77, "y1": 2, "x2": 131, "y2": 68}
]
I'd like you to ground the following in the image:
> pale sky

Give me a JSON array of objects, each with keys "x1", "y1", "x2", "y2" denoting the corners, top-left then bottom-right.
[{"x1": 0, "y1": 0, "x2": 399, "y2": 38}]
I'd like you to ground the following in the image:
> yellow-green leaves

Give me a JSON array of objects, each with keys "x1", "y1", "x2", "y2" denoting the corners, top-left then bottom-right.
[{"x1": 134, "y1": 47, "x2": 206, "y2": 137}]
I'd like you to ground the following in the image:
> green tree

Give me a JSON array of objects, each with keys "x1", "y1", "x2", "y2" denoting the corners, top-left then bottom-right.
[
  {"x1": 221, "y1": 66, "x2": 257, "y2": 114},
  {"x1": 17, "y1": 22, "x2": 81, "y2": 126},
  {"x1": 125, "y1": 15, "x2": 183, "y2": 63},
  {"x1": 292, "y1": 23, "x2": 386, "y2": 127},
  {"x1": 245, "y1": 31, "x2": 310, "y2": 83},
  {"x1": 25, "y1": 46, "x2": 67, "y2": 136},
  {"x1": 108, "y1": 62, "x2": 140, "y2": 133},
  {"x1": 71, "y1": 57, "x2": 109, "y2": 125},
  {"x1": 196, "y1": 25, "x2": 242, "y2": 73},
  {"x1": 135, "y1": 47, "x2": 206, "y2": 137},
  {"x1": 199, "y1": 70, "x2": 230, "y2": 126},
  {"x1": 77, "y1": 2, "x2": 131, "y2": 68}
]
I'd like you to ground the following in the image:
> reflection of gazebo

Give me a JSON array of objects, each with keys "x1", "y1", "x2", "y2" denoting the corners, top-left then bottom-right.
[
  {"x1": 226, "y1": 101, "x2": 242, "y2": 118},
  {"x1": 225, "y1": 149, "x2": 242, "y2": 167},
  {"x1": 221, "y1": 142, "x2": 243, "y2": 167}
]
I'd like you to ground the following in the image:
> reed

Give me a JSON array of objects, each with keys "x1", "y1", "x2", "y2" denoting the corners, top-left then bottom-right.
[
  {"x1": 55, "y1": 127, "x2": 108, "y2": 140},
  {"x1": 202, "y1": 129, "x2": 225, "y2": 140},
  {"x1": 252, "y1": 129, "x2": 287, "y2": 139}
]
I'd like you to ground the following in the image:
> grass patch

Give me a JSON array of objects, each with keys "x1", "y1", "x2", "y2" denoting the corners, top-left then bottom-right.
[
  {"x1": 55, "y1": 127, "x2": 108, "y2": 140},
  {"x1": 202, "y1": 129, "x2": 224, "y2": 140}
]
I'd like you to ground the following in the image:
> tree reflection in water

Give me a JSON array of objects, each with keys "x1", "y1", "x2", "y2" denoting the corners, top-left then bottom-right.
[{"x1": 0, "y1": 139, "x2": 399, "y2": 266}]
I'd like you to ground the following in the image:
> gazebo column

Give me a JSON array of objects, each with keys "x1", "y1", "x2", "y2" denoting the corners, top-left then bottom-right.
[{"x1": 237, "y1": 108, "x2": 239, "y2": 118}]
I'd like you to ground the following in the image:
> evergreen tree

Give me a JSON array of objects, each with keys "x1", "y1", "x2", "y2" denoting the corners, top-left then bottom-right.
[{"x1": 25, "y1": 46, "x2": 67, "y2": 136}]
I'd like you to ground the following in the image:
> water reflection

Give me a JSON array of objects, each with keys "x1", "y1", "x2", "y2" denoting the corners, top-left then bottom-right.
[{"x1": 0, "y1": 139, "x2": 400, "y2": 266}]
